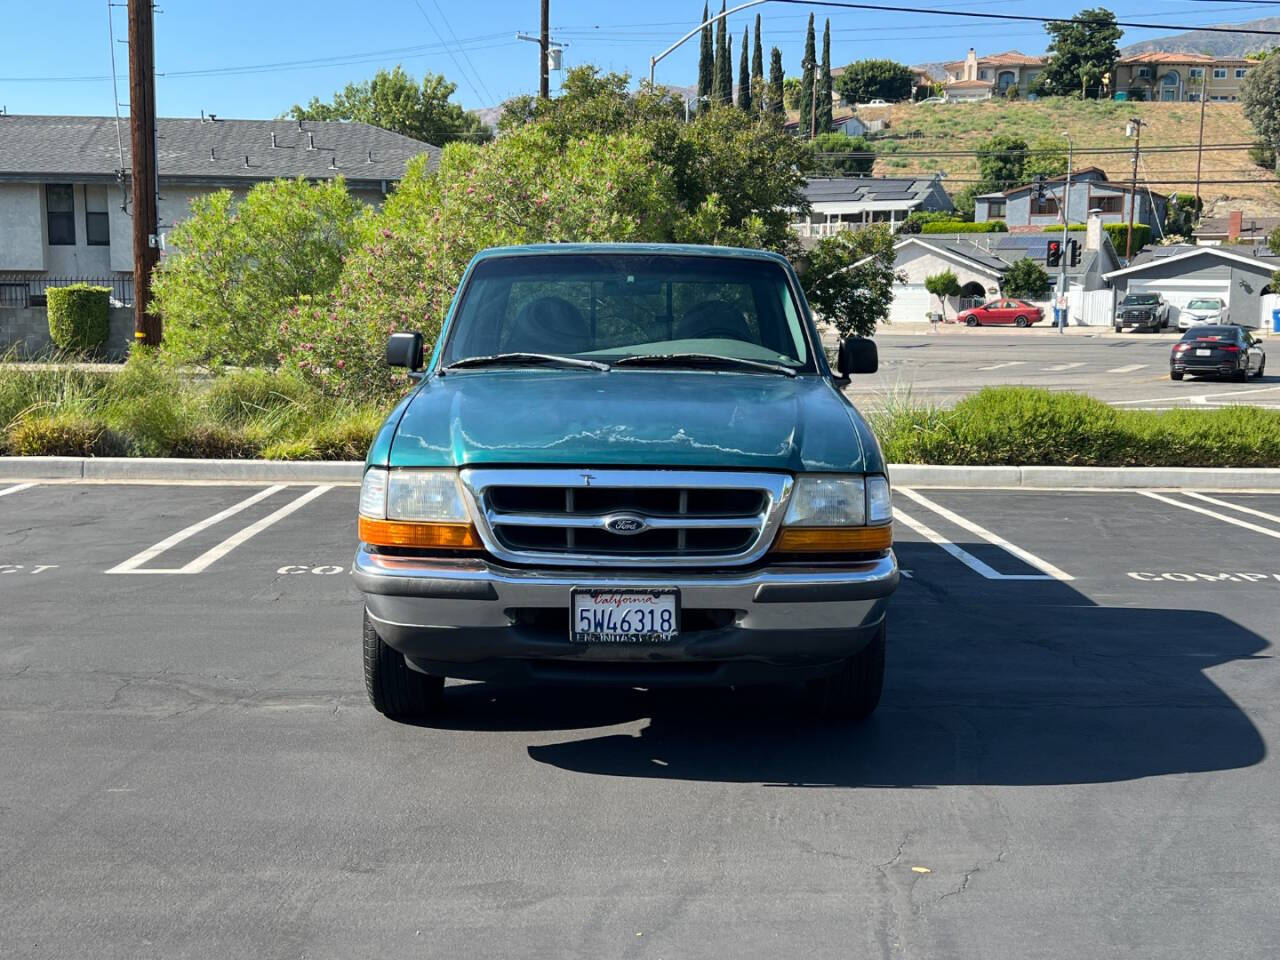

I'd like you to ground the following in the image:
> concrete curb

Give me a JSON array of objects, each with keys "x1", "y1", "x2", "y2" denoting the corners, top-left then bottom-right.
[{"x1": 2, "y1": 457, "x2": 1278, "y2": 490}]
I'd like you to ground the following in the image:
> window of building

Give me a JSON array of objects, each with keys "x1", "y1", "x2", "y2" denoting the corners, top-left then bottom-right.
[
  {"x1": 1031, "y1": 196, "x2": 1059, "y2": 217},
  {"x1": 1235, "y1": 68, "x2": 1247, "y2": 79},
  {"x1": 1094, "y1": 195, "x2": 1123, "y2": 214},
  {"x1": 986, "y1": 199, "x2": 1006, "y2": 218},
  {"x1": 1188, "y1": 67, "x2": 1204, "y2": 79},
  {"x1": 1210, "y1": 94, "x2": 1232, "y2": 101},
  {"x1": 1137, "y1": 67, "x2": 1152, "y2": 79},
  {"x1": 1188, "y1": 93, "x2": 1201, "y2": 102},
  {"x1": 84, "y1": 187, "x2": 109, "y2": 246},
  {"x1": 979, "y1": 70, "x2": 990, "y2": 80},
  {"x1": 1213, "y1": 68, "x2": 1227, "y2": 79},
  {"x1": 45, "y1": 184, "x2": 76, "y2": 245}
]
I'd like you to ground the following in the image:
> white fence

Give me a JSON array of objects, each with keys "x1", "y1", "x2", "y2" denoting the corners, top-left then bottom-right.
[{"x1": 1067, "y1": 288, "x2": 1116, "y2": 327}]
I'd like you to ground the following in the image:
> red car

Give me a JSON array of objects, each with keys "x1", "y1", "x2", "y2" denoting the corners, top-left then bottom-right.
[{"x1": 956, "y1": 299, "x2": 1045, "y2": 328}]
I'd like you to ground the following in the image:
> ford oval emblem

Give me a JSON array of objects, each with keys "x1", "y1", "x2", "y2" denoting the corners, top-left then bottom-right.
[{"x1": 605, "y1": 515, "x2": 648, "y2": 535}]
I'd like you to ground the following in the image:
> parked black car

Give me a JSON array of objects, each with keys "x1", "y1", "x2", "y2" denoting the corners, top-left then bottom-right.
[{"x1": 1170, "y1": 326, "x2": 1266, "y2": 382}]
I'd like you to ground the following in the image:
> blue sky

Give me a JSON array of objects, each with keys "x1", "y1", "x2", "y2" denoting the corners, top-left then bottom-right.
[{"x1": 1, "y1": 0, "x2": 1276, "y2": 118}]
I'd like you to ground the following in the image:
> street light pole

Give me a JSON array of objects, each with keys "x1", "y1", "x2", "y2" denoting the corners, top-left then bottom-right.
[
  {"x1": 1125, "y1": 116, "x2": 1146, "y2": 261},
  {"x1": 1059, "y1": 131, "x2": 1072, "y2": 334},
  {"x1": 649, "y1": 0, "x2": 769, "y2": 87}
]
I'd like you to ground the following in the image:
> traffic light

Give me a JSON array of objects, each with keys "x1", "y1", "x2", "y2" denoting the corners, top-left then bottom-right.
[
  {"x1": 1032, "y1": 175, "x2": 1047, "y2": 202},
  {"x1": 1069, "y1": 238, "x2": 1082, "y2": 267},
  {"x1": 1046, "y1": 239, "x2": 1062, "y2": 268}
]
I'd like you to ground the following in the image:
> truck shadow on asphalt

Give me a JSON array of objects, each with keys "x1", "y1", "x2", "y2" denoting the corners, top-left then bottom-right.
[{"x1": 439, "y1": 541, "x2": 1269, "y2": 787}]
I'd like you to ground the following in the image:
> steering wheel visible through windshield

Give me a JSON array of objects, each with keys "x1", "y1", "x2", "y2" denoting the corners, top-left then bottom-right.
[{"x1": 438, "y1": 253, "x2": 815, "y2": 372}]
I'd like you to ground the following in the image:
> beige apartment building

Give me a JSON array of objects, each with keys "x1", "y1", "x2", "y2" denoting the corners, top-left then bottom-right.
[
  {"x1": 1114, "y1": 52, "x2": 1255, "y2": 102},
  {"x1": 943, "y1": 49, "x2": 1045, "y2": 101}
]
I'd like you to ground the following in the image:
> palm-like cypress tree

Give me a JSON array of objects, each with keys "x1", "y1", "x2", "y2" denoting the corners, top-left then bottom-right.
[
  {"x1": 716, "y1": 3, "x2": 733, "y2": 106},
  {"x1": 800, "y1": 13, "x2": 816, "y2": 136},
  {"x1": 817, "y1": 18, "x2": 833, "y2": 132},
  {"x1": 710, "y1": 4, "x2": 725, "y2": 106},
  {"x1": 751, "y1": 14, "x2": 764, "y2": 107},
  {"x1": 697, "y1": 2, "x2": 713, "y2": 114},
  {"x1": 737, "y1": 28, "x2": 751, "y2": 109},
  {"x1": 768, "y1": 47, "x2": 784, "y2": 116}
]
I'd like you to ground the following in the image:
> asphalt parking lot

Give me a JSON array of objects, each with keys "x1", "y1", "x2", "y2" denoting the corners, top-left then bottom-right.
[
  {"x1": 3, "y1": 479, "x2": 1279, "y2": 958},
  {"x1": 844, "y1": 331, "x2": 1279, "y2": 409}
]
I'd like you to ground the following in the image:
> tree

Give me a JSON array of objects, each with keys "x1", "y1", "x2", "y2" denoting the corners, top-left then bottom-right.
[
  {"x1": 802, "y1": 226, "x2": 902, "y2": 337},
  {"x1": 1268, "y1": 224, "x2": 1280, "y2": 256},
  {"x1": 497, "y1": 67, "x2": 682, "y2": 139},
  {"x1": 925, "y1": 269, "x2": 962, "y2": 322},
  {"x1": 1002, "y1": 257, "x2": 1051, "y2": 300},
  {"x1": 817, "y1": 19, "x2": 833, "y2": 133},
  {"x1": 287, "y1": 66, "x2": 490, "y2": 145},
  {"x1": 751, "y1": 14, "x2": 764, "y2": 99},
  {"x1": 1243, "y1": 55, "x2": 1280, "y2": 171},
  {"x1": 1024, "y1": 136, "x2": 1068, "y2": 179},
  {"x1": 800, "y1": 14, "x2": 817, "y2": 135},
  {"x1": 784, "y1": 76, "x2": 804, "y2": 111},
  {"x1": 1040, "y1": 7, "x2": 1121, "y2": 100},
  {"x1": 768, "y1": 47, "x2": 785, "y2": 115},
  {"x1": 738, "y1": 28, "x2": 752, "y2": 110},
  {"x1": 698, "y1": 2, "x2": 713, "y2": 114},
  {"x1": 713, "y1": 2, "x2": 732, "y2": 107},
  {"x1": 153, "y1": 178, "x2": 363, "y2": 369},
  {"x1": 834, "y1": 60, "x2": 915, "y2": 105},
  {"x1": 977, "y1": 134, "x2": 1030, "y2": 190},
  {"x1": 805, "y1": 132, "x2": 874, "y2": 176}
]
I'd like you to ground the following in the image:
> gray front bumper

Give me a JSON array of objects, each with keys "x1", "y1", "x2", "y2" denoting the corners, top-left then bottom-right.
[{"x1": 353, "y1": 548, "x2": 898, "y2": 683}]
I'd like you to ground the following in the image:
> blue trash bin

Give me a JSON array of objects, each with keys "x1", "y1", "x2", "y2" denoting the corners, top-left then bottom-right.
[{"x1": 1273, "y1": 308, "x2": 1280, "y2": 333}]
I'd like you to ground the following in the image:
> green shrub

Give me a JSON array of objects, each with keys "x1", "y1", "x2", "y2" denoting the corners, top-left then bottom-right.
[
  {"x1": 46, "y1": 285, "x2": 110, "y2": 353},
  {"x1": 1042, "y1": 222, "x2": 1151, "y2": 251},
  {"x1": 6, "y1": 412, "x2": 123, "y2": 457},
  {"x1": 921, "y1": 220, "x2": 1008, "y2": 233}
]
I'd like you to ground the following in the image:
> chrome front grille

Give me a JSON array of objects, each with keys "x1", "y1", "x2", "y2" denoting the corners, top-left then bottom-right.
[{"x1": 460, "y1": 468, "x2": 792, "y2": 567}]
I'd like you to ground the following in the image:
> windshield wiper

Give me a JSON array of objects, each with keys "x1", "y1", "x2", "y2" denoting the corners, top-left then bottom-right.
[
  {"x1": 612, "y1": 353, "x2": 797, "y2": 377},
  {"x1": 440, "y1": 352, "x2": 610, "y2": 374}
]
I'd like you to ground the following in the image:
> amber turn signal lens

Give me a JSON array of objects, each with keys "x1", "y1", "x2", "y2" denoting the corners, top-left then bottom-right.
[
  {"x1": 358, "y1": 516, "x2": 481, "y2": 549},
  {"x1": 773, "y1": 524, "x2": 893, "y2": 553}
]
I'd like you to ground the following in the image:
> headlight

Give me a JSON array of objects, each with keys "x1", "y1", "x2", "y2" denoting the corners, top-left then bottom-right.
[
  {"x1": 358, "y1": 467, "x2": 479, "y2": 549},
  {"x1": 774, "y1": 474, "x2": 893, "y2": 553}
]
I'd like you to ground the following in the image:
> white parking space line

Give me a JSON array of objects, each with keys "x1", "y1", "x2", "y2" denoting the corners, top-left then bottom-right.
[
  {"x1": 1138, "y1": 491, "x2": 1280, "y2": 541},
  {"x1": 1182, "y1": 492, "x2": 1280, "y2": 527},
  {"x1": 1112, "y1": 384, "x2": 1280, "y2": 406},
  {"x1": 1107, "y1": 364, "x2": 1148, "y2": 374},
  {"x1": 892, "y1": 505, "x2": 1039, "y2": 580},
  {"x1": 896, "y1": 487, "x2": 1074, "y2": 581},
  {"x1": 105, "y1": 485, "x2": 286, "y2": 574},
  {"x1": 978, "y1": 361, "x2": 1025, "y2": 371},
  {"x1": 0, "y1": 483, "x2": 37, "y2": 498},
  {"x1": 1043, "y1": 362, "x2": 1087, "y2": 372},
  {"x1": 180, "y1": 485, "x2": 332, "y2": 574}
]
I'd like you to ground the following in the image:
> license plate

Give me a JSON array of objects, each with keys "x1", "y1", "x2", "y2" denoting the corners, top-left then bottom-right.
[
  {"x1": 571, "y1": 589, "x2": 679, "y2": 644},
  {"x1": 1196, "y1": 348, "x2": 1211, "y2": 356}
]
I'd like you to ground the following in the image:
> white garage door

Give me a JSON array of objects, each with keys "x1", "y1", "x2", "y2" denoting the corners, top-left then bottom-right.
[
  {"x1": 891, "y1": 283, "x2": 934, "y2": 325},
  {"x1": 1129, "y1": 277, "x2": 1230, "y2": 325}
]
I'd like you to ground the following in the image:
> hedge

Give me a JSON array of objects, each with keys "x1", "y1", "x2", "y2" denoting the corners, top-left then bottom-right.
[
  {"x1": 1042, "y1": 222, "x2": 1152, "y2": 252},
  {"x1": 46, "y1": 284, "x2": 111, "y2": 353},
  {"x1": 921, "y1": 220, "x2": 1009, "y2": 234},
  {"x1": 874, "y1": 386, "x2": 1280, "y2": 468}
]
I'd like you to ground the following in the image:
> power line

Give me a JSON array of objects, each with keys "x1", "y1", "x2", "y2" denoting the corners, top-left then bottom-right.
[
  {"x1": 408, "y1": 0, "x2": 497, "y2": 107},
  {"x1": 814, "y1": 142, "x2": 1263, "y2": 158},
  {"x1": 428, "y1": 0, "x2": 498, "y2": 106}
]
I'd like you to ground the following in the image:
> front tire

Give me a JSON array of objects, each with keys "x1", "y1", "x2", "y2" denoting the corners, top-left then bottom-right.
[
  {"x1": 363, "y1": 610, "x2": 444, "y2": 720},
  {"x1": 807, "y1": 621, "x2": 886, "y2": 723},
  {"x1": 966, "y1": 316, "x2": 979, "y2": 327},
  {"x1": 1254, "y1": 358, "x2": 1266, "y2": 379}
]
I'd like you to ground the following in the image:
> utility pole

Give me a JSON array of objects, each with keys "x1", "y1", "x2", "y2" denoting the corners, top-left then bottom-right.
[
  {"x1": 540, "y1": 0, "x2": 550, "y2": 99},
  {"x1": 1193, "y1": 70, "x2": 1208, "y2": 218},
  {"x1": 1125, "y1": 117, "x2": 1145, "y2": 261},
  {"x1": 128, "y1": 0, "x2": 160, "y2": 345},
  {"x1": 1058, "y1": 131, "x2": 1072, "y2": 334}
]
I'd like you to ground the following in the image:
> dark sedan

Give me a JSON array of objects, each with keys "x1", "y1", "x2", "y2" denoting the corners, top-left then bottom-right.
[{"x1": 1170, "y1": 326, "x2": 1266, "y2": 382}]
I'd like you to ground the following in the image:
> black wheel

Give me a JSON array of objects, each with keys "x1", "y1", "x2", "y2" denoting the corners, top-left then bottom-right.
[
  {"x1": 1254, "y1": 358, "x2": 1265, "y2": 379},
  {"x1": 1170, "y1": 370, "x2": 1184, "y2": 381},
  {"x1": 1015, "y1": 315, "x2": 1029, "y2": 328},
  {"x1": 1114, "y1": 325, "x2": 1123, "y2": 333},
  {"x1": 363, "y1": 610, "x2": 444, "y2": 720},
  {"x1": 966, "y1": 316, "x2": 979, "y2": 327},
  {"x1": 1233, "y1": 366, "x2": 1248, "y2": 383},
  {"x1": 807, "y1": 620, "x2": 886, "y2": 723}
]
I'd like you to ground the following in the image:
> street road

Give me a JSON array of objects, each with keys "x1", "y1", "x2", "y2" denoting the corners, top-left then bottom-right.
[
  {"x1": 2, "y1": 480, "x2": 1279, "y2": 958},
  {"x1": 844, "y1": 329, "x2": 1278, "y2": 410}
]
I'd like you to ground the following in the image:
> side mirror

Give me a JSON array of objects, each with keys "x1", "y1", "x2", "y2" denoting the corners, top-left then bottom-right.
[
  {"x1": 836, "y1": 336, "x2": 878, "y2": 377},
  {"x1": 386, "y1": 331, "x2": 424, "y2": 372}
]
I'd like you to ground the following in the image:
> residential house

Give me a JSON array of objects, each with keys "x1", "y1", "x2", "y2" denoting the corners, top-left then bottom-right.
[
  {"x1": 1103, "y1": 243, "x2": 1279, "y2": 328},
  {"x1": 881, "y1": 212, "x2": 1122, "y2": 324},
  {"x1": 943, "y1": 49, "x2": 1045, "y2": 101},
  {"x1": 0, "y1": 114, "x2": 439, "y2": 309},
  {"x1": 792, "y1": 176, "x2": 953, "y2": 242},
  {"x1": 1114, "y1": 53, "x2": 1255, "y2": 102},
  {"x1": 1195, "y1": 211, "x2": 1280, "y2": 246},
  {"x1": 974, "y1": 167, "x2": 1167, "y2": 235}
]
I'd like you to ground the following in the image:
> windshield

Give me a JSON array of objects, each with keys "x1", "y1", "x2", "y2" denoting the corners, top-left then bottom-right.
[
  {"x1": 1122, "y1": 295, "x2": 1160, "y2": 305},
  {"x1": 1187, "y1": 299, "x2": 1222, "y2": 310},
  {"x1": 1181, "y1": 326, "x2": 1237, "y2": 341},
  {"x1": 439, "y1": 253, "x2": 814, "y2": 371}
]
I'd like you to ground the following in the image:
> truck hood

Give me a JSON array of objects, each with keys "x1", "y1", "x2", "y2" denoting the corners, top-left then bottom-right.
[{"x1": 384, "y1": 369, "x2": 880, "y2": 473}]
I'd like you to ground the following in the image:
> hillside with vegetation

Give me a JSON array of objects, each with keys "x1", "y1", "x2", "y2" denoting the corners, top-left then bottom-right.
[{"x1": 864, "y1": 98, "x2": 1278, "y2": 217}]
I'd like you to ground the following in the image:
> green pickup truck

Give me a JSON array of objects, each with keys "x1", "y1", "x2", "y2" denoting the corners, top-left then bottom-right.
[{"x1": 353, "y1": 244, "x2": 898, "y2": 723}]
